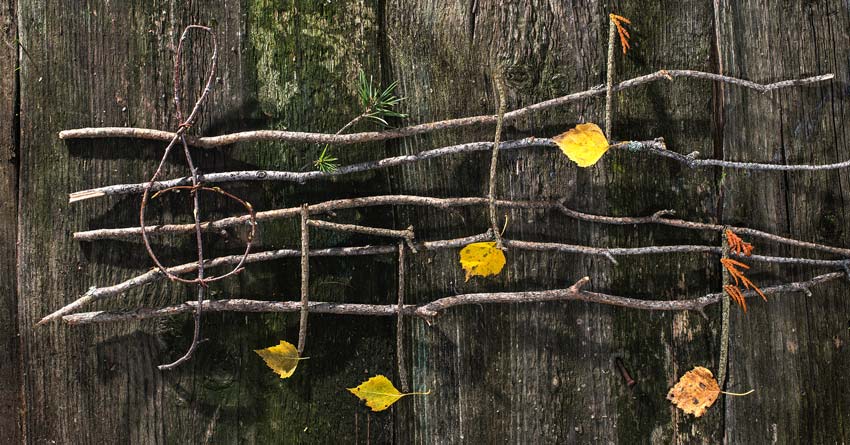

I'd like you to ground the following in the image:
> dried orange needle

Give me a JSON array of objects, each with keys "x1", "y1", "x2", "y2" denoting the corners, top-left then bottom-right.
[
  {"x1": 609, "y1": 14, "x2": 632, "y2": 54},
  {"x1": 725, "y1": 230, "x2": 754, "y2": 256}
]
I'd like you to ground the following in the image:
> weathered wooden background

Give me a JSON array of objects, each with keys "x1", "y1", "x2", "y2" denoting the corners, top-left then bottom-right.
[{"x1": 2, "y1": 0, "x2": 849, "y2": 443}]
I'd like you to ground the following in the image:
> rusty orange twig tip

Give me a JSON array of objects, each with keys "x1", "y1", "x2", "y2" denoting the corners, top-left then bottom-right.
[
  {"x1": 609, "y1": 14, "x2": 632, "y2": 54},
  {"x1": 726, "y1": 229, "x2": 754, "y2": 256}
]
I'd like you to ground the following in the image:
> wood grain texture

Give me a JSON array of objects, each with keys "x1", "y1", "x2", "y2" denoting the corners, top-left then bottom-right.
[
  {"x1": 1, "y1": 0, "x2": 22, "y2": 443},
  {"x1": 717, "y1": 1, "x2": 850, "y2": 443},
  {"x1": 383, "y1": 1, "x2": 725, "y2": 443},
  {"x1": 9, "y1": 0, "x2": 850, "y2": 444},
  {"x1": 16, "y1": 0, "x2": 394, "y2": 443}
]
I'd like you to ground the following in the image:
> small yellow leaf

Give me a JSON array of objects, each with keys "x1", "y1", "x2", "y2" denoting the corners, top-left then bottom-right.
[
  {"x1": 255, "y1": 340, "x2": 302, "y2": 379},
  {"x1": 459, "y1": 242, "x2": 506, "y2": 282},
  {"x1": 552, "y1": 123, "x2": 610, "y2": 167},
  {"x1": 667, "y1": 366, "x2": 720, "y2": 417},
  {"x1": 347, "y1": 375, "x2": 429, "y2": 412}
]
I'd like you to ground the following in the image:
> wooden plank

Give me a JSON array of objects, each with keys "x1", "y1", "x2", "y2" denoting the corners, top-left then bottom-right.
[
  {"x1": 0, "y1": 0, "x2": 22, "y2": 443},
  {"x1": 385, "y1": 0, "x2": 722, "y2": 442},
  {"x1": 717, "y1": 1, "x2": 850, "y2": 443},
  {"x1": 17, "y1": 0, "x2": 393, "y2": 443},
  {"x1": 14, "y1": 0, "x2": 850, "y2": 443}
]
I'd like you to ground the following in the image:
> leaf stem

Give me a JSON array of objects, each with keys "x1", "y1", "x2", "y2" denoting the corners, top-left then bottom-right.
[{"x1": 720, "y1": 389, "x2": 754, "y2": 397}]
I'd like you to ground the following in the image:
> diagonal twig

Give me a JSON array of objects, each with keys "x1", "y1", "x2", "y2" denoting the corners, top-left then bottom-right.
[
  {"x1": 72, "y1": 194, "x2": 850, "y2": 259},
  {"x1": 58, "y1": 71, "x2": 834, "y2": 147},
  {"x1": 59, "y1": 272, "x2": 846, "y2": 325},
  {"x1": 67, "y1": 137, "x2": 850, "y2": 203},
  {"x1": 38, "y1": 233, "x2": 849, "y2": 325}
]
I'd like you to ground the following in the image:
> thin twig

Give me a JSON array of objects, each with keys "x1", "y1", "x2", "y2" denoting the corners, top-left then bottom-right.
[
  {"x1": 72, "y1": 195, "x2": 555, "y2": 240},
  {"x1": 605, "y1": 15, "x2": 617, "y2": 137},
  {"x1": 336, "y1": 114, "x2": 366, "y2": 136},
  {"x1": 555, "y1": 204, "x2": 850, "y2": 257},
  {"x1": 72, "y1": 195, "x2": 850, "y2": 259},
  {"x1": 308, "y1": 219, "x2": 414, "y2": 241},
  {"x1": 58, "y1": 71, "x2": 834, "y2": 147},
  {"x1": 152, "y1": 25, "x2": 218, "y2": 370},
  {"x1": 68, "y1": 136, "x2": 850, "y2": 203},
  {"x1": 36, "y1": 233, "x2": 492, "y2": 325},
  {"x1": 38, "y1": 233, "x2": 848, "y2": 325},
  {"x1": 397, "y1": 243, "x2": 409, "y2": 392},
  {"x1": 620, "y1": 140, "x2": 850, "y2": 171},
  {"x1": 68, "y1": 138, "x2": 556, "y2": 202},
  {"x1": 298, "y1": 205, "x2": 309, "y2": 354},
  {"x1": 60, "y1": 272, "x2": 846, "y2": 325},
  {"x1": 489, "y1": 66, "x2": 507, "y2": 248}
]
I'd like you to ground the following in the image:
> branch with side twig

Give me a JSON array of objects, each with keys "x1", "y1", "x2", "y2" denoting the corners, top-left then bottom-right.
[
  {"x1": 57, "y1": 71, "x2": 834, "y2": 147},
  {"x1": 39, "y1": 227, "x2": 850, "y2": 325},
  {"x1": 59, "y1": 271, "x2": 846, "y2": 326},
  {"x1": 66, "y1": 136, "x2": 850, "y2": 204}
]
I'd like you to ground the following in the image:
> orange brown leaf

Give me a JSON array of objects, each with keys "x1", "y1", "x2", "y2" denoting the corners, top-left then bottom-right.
[
  {"x1": 609, "y1": 14, "x2": 632, "y2": 54},
  {"x1": 667, "y1": 366, "x2": 720, "y2": 417}
]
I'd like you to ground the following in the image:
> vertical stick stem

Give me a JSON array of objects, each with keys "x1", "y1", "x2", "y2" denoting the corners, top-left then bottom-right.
[
  {"x1": 396, "y1": 243, "x2": 409, "y2": 392},
  {"x1": 718, "y1": 227, "x2": 731, "y2": 388},
  {"x1": 489, "y1": 66, "x2": 507, "y2": 249},
  {"x1": 605, "y1": 16, "x2": 617, "y2": 137},
  {"x1": 298, "y1": 204, "x2": 310, "y2": 354}
]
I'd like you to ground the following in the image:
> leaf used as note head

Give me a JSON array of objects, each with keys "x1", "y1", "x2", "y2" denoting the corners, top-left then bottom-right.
[
  {"x1": 553, "y1": 123, "x2": 610, "y2": 167},
  {"x1": 255, "y1": 340, "x2": 304, "y2": 379},
  {"x1": 667, "y1": 366, "x2": 720, "y2": 417},
  {"x1": 348, "y1": 375, "x2": 430, "y2": 412},
  {"x1": 459, "y1": 242, "x2": 507, "y2": 282}
]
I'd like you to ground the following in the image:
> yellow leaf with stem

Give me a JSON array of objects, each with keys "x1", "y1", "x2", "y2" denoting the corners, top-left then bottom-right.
[
  {"x1": 255, "y1": 340, "x2": 308, "y2": 379},
  {"x1": 459, "y1": 242, "x2": 506, "y2": 282},
  {"x1": 552, "y1": 123, "x2": 610, "y2": 167},
  {"x1": 348, "y1": 375, "x2": 430, "y2": 412}
]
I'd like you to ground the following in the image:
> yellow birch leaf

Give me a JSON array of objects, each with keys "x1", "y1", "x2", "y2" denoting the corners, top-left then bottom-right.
[
  {"x1": 255, "y1": 340, "x2": 303, "y2": 379},
  {"x1": 666, "y1": 366, "x2": 720, "y2": 417},
  {"x1": 459, "y1": 242, "x2": 506, "y2": 282},
  {"x1": 552, "y1": 123, "x2": 610, "y2": 167},
  {"x1": 347, "y1": 375, "x2": 430, "y2": 412}
]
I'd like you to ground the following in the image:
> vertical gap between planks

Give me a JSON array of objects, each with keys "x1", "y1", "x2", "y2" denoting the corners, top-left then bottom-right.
[{"x1": 298, "y1": 204, "x2": 310, "y2": 354}]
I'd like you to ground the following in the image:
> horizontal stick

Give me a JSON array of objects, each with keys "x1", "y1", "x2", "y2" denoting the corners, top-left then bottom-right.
[
  {"x1": 68, "y1": 138, "x2": 558, "y2": 202},
  {"x1": 623, "y1": 141, "x2": 850, "y2": 171},
  {"x1": 60, "y1": 271, "x2": 846, "y2": 325},
  {"x1": 555, "y1": 205, "x2": 850, "y2": 257},
  {"x1": 64, "y1": 300, "x2": 419, "y2": 324},
  {"x1": 73, "y1": 194, "x2": 850, "y2": 259},
  {"x1": 69, "y1": 135, "x2": 850, "y2": 203},
  {"x1": 308, "y1": 219, "x2": 413, "y2": 240},
  {"x1": 73, "y1": 195, "x2": 553, "y2": 241},
  {"x1": 39, "y1": 233, "x2": 849, "y2": 325},
  {"x1": 58, "y1": 71, "x2": 833, "y2": 147}
]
